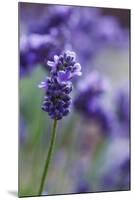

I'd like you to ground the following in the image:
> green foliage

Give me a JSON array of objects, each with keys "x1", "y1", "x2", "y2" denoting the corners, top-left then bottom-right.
[{"x1": 20, "y1": 66, "x2": 49, "y2": 145}]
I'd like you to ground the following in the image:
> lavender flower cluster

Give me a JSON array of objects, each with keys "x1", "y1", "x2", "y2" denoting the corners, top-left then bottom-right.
[
  {"x1": 20, "y1": 5, "x2": 129, "y2": 78},
  {"x1": 20, "y1": 6, "x2": 72, "y2": 77},
  {"x1": 74, "y1": 71, "x2": 112, "y2": 132},
  {"x1": 69, "y1": 7, "x2": 129, "y2": 67},
  {"x1": 29, "y1": 6, "x2": 72, "y2": 35},
  {"x1": 39, "y1": 51, "x2": 82, "y2": 120},
  {"x1": 20, "y1": 34, "x2": 62, "y2": 76}
]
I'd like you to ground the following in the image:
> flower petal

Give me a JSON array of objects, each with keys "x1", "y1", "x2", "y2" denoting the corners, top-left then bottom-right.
[
  {"x1": 38, "y1": 81, "x2": 47, "y2": 89},
  {"x1": 66, "y1": 51, "x2": 76, "y2": 59},
  {"x1": 54, "y1": 55, "x2": 59, "y2": 63},
  {"x1": 71, "y1": 71, "x2": 82, "y2": 77},
  {"x1": 74, "y1": 71, "x2": 82, "y2": 76},
  {"x1": 74, "y1": 63, "x2": 81, "y2": 71},
  {"x1": 64, "y1": 51, "x2": 76, "y2": 62},
  {"x1": 57, "y1": 71, "x2": 71, "y2": 83},
  {"x1": 47, "y1": 60, "x2": 55, "y2": 67}
]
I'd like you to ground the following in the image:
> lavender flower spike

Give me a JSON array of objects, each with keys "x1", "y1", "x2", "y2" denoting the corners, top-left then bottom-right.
[
  {"x1": 38, "y1": 51, "x2": 81, "y2": 195},
  {"x1": 39, "y1": 50, "x2": 82, "y2": 120}
]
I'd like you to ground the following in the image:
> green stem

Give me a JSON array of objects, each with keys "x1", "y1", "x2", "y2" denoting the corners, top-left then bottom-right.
[{"x1": 38, "y1": 119, "x2": 57, "y2": 195}]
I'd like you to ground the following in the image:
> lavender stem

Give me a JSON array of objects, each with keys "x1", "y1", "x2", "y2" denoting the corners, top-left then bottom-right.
[{"x1": 38, "y1": 119, "x2": 57, "y2": 195}]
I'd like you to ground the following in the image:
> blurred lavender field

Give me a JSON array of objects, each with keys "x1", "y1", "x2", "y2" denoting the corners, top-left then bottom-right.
[{"x1": 19, "y1": 2, "x2": 130, "y2": 197}]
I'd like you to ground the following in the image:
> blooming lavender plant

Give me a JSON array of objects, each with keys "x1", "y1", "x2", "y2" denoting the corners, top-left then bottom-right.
[
  {"x1": 69, "y1": 7, "x2": 129, "y2": 67},
  {"x1": 39, "y1": 51, "x2": 82, "y2": 120},
  {"x1": 29, "y1": 6, "x2": 72, "y2": 35},
  {"x1": 20, "y1": 33, "x2": 64, "y2": 77},
  {"x1": 20, "y1": 6, "x2": 72, "y2": 78},
  {"x1": 38, "y1": 51, "x2": 82, "y2": 195},
  {"x1": 74, "y1": 71, "x2": 112, "y2": 133}
]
